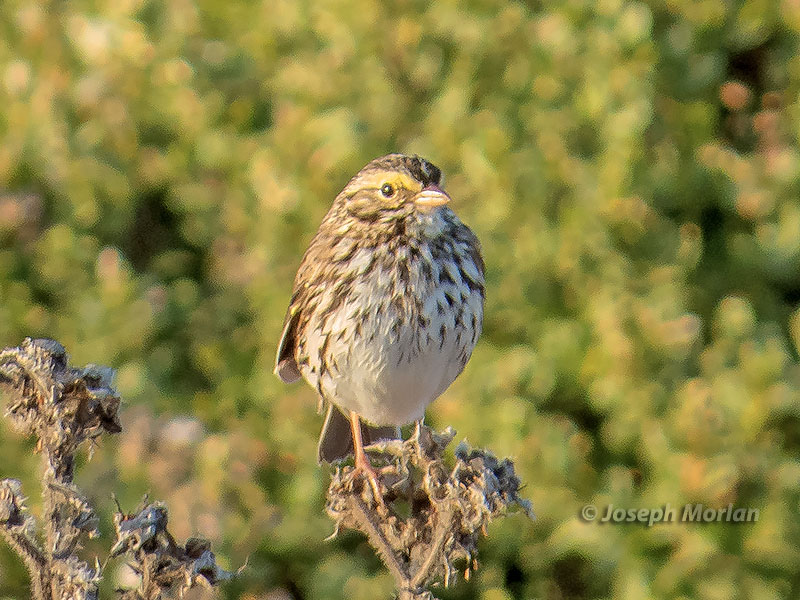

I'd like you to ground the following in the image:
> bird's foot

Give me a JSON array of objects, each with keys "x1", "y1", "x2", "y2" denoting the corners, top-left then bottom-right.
[{"x1": 354, "y1": 452, "x2": 385, "y2": 508}]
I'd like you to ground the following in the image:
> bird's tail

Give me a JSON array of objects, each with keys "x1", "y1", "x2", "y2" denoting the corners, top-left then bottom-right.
[{"x1": 317, "y1": 405, "x2": 400, "y2": 463}]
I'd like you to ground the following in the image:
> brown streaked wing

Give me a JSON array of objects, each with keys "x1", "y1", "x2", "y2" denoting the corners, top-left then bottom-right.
[
  {"x1": 274, "y1": 224, "x2": 333, "y2": 384},
  {"x1": 274, "y1": 306, "x2": 302, "y2": 383}
]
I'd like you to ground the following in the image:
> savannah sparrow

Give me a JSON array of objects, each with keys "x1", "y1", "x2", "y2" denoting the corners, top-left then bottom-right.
[{"x1": 275, "y1": 154, "x2": 484, "y2": 493}]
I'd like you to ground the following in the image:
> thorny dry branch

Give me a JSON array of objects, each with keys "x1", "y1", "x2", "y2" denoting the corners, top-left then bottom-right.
[
  {"x1": 326, "y1": 425, "x2": 534, "y2": 600},
  {"x1": 111, "y1": 502, "x2": 233, "y2": 600},
  {"x1": 1, "y1": 337, "x2": 532, "y2": 600},
  {"x1": 0, "y1": 338, "x2": 232, "y2": 600}
]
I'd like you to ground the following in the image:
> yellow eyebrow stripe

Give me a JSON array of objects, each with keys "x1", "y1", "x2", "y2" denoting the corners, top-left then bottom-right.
[{"x1": 357, "y1": 171, "x2": 423, "y2": 193}]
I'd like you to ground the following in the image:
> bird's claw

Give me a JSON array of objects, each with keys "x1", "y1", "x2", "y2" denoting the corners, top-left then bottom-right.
[{"x1": 354, "y1": 454, "x2": 385, "y2": 508}]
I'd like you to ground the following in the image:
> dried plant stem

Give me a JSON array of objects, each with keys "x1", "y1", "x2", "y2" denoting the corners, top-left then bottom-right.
[
  {"x1": 409, "y1": 508, "x2": 456, "y2": 591},
  {"x1": 343, "y1": 480, "x2": 452, "y2": 599},
  {"x1": 0, "y1": 527, "x2": 46, "y2": 572},
  {"x1": 1, "y1": 338, "x2": 233, "y2": 600},
  {"x1": 42, "y1": 451, "x2": 75, "y2": 597},
  {"x1": 346, "y1": 496, "x2": 410, "y2": 585},
  {"x1": 327, "y1": 428, "x2": 534, "y2": 600},
  {"x1": 0, "y1": 526, "x2": 50, "y2": 600},
  {"x1": 140, "y1": 554, "x2": 158, "y2": 599}
]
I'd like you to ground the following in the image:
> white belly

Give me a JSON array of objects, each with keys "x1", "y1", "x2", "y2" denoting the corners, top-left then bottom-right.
[
  {"x1": 313, "y1": 320, "x2": 464, "y2": 425},
  {"x1": 299, "y1": 265, "x2": 482, "y2": 426}
]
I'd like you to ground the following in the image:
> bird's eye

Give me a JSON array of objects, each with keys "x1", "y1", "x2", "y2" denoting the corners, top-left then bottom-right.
[{"x1": 380, "y1": 183, "x2": 395, "y2": 198}]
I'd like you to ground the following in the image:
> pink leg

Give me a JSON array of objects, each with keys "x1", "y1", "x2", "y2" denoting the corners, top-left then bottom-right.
[{"x1": 349, "y1": 411, "x2": 384, "y2": 505}]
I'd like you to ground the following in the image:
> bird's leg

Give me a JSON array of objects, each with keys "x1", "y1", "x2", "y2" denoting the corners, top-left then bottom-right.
[
  {"x1": 410, "y1": 417, "x2": 427, "y2": 451},
  {"x1": 349, "y1": 411, "x2": 384, "y2": 505}
]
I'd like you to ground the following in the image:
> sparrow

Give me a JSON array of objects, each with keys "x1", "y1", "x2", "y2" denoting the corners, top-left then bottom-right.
[{"x1": 275, "y1": 154, "x2": 484, "y2": 497}]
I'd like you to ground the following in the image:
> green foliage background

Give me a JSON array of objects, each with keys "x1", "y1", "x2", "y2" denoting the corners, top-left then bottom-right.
[{"x1": 1, "y1": 0, "x2": 800, "y2": 598}]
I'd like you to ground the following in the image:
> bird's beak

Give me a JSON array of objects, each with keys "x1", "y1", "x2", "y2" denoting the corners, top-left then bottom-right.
[{"x1": 414, "y1": 184, "x2": 450, "y2": 208}]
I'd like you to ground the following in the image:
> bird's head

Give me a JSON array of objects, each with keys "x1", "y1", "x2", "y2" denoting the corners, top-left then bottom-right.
[{"x1": 336, "y1": 154, "x2": 450, "y2": 222}]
